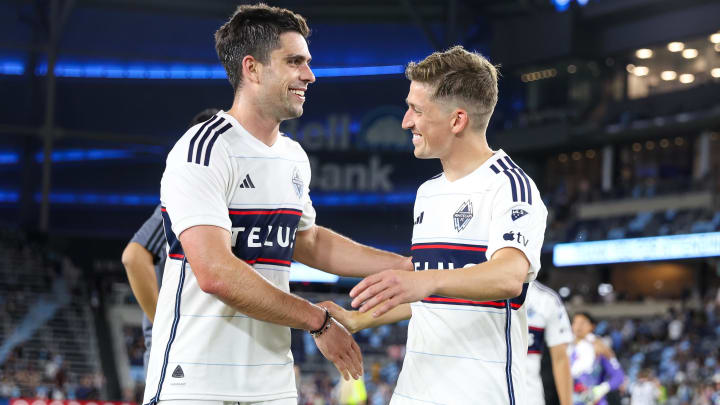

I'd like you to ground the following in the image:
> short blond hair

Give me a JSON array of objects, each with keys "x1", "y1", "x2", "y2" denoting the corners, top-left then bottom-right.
[{"x1": 406, "y1": 46, "x2": 499, "y2": 129}]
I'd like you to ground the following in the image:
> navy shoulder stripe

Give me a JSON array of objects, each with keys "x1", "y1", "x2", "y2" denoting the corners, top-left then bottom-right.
[
  {"x1": 491, "y1": 156, "x2": 533, "y2": 204},
  {"x1": 186, "y1": 116, "x2": 231, "y2": 167},
  {"x1": 203, "y1": 122, "x2": 232, "y2": 166},
  {"x1": 187, "y1": 115, "x2": 219, "y2": 163}
]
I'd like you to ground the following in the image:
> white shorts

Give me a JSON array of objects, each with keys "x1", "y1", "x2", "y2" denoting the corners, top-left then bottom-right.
[{"x1": 158, "y1": 399, "x2": 296, "y2": 405}]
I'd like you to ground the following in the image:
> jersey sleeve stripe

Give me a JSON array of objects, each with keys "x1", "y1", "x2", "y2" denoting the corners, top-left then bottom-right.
[
  {"x1": 495, "y1": 159, "x2": 520, "y2": 202},
  {"x1": 503, "y1": 171, "x2": 519, "y2": 202},
  {"x1": 509, "y1": 169, "x2": 526, "y2": 203},
  {"x1": 505, "y1": 156, "x2": 533, "y2": 205},
  {"x1": 194, "y1": 117, "x2": 225, "y2": 164},
  {"x1": 490, "y1": 164, "x2": 500, "y2": 174},
  {"x1": 144, "y1": 222, "x2": 163, "y2": 250},
  {"x1": 517, "y1": 169, "x2": 533, "y2": 205},
  {"x1": 187, "y1": 115, "x2": 219, "y2": 163},
  {"x1": 203, "y1": 122, "x2": 232, "y2": 166},
  {"x1": 148, "y1": 225, "x2": 165, "y2": 258}
]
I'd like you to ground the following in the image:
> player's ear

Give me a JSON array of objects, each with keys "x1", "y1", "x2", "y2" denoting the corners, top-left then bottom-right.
[
  {"x1": 450, "y1": 108, "x2": 469, "y2": 135},
  {"x1": 242, "y1": 55, "x2": 261, "y2": 84}
]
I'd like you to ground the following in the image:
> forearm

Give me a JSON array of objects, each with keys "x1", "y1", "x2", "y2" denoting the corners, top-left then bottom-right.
[
  {"x1": 429, "y1": 252, "x2": 527, "y2": 301},
  {"x1": 600, "y1": 356, "x2": 625, "y2": 390},
  {"x1": 350, "y1": 303, "x2": 411, "y2": 333},
  {"x1": 550, "y1": 344, "x2": 573, "y2": 405},
  {"x1": 199, "y1": 254, "x2": 326, "y2": 331},
  {"x1": 294, "y1": 226, "x2": 409, "y2": 277},
  {"x1": 125, "y1": 262, "x2": 159, "y2": 323},
  {"x1": 122, "y1": 242, "x2": 160, "y2": 323}
]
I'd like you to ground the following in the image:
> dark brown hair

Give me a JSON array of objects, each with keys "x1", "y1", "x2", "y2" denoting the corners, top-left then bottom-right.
[{"x1": 215, "y1": 3, "x2": 310, "y2": 92}]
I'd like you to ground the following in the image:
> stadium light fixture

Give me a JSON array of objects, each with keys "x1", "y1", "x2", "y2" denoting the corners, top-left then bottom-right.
[
  {"x1": 660, "y1": 70, "x2": 677, "y2": 81},
  {"x1": 711, "y1": 68, "x2": 720, "y2": 78},
  {"x1": 681, "y1": 48, "x2": 698, "y2": 59},
  {"x1": 635, "y1": 48, "x2": 653, "y2": 59},
  {"x1": 667, "y1": 42, "x2": 685, "y2": 52},
  {"x1": 554, "y1": 232, "x2": 720, "y2": 266},
  {"x1": 0, "y1": 58, "x2": 406, "y2": 79},
  {"x1": 679, "y1": 73, "x2": 695, "y2": 84},
  {"x1": 626, "y1": 64, "x2": 635, "y2": 73},
  {"x1": 710, "y1": 33, "x2": 720, "y2": 44},
  {"x1": 633, "y1": 66, "x2": 649, "y2": 76}
]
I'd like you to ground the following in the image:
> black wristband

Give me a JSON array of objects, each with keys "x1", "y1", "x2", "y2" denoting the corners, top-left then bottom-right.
[{"x1": 309, "y1": 307, "x2": 332, "y2": 337}]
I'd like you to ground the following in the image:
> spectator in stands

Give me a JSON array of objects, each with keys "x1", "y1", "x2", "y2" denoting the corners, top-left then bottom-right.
[{"x1": 629, "y1": 369, "x2": 662, "y2": 405}]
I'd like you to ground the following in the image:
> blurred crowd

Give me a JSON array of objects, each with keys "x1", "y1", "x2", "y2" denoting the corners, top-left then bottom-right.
[
  {"x1": 0, "y1": 228, "x2": 101, "y2": 402},
  {"x1": 0, "y1": 347, "x2": 104, "y2": 401}
]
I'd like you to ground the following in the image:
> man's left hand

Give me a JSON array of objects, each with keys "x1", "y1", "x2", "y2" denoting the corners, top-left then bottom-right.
[{"x1": 349, "y1": 269, "x2": 433, "y2": 317}]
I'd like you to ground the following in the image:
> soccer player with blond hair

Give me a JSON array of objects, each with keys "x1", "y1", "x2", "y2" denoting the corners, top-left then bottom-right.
[{"x1": 326, "y1": 46, "x2": 548, "y2": 404}]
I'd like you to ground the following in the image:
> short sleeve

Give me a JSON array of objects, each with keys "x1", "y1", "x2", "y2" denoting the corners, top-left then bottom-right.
[
  {"x1": 130, "y1": 204, "x2": 166, "y2": 259},
  {"x1": 297, "y1": 157, "x2": 315, "y2": 232},
  {"x1": 485, "y1": 179, "x2": 547, "y2": 281},
  {"x1": 160, "y1": 137, "x2": 233, "y2": 237},
  {"x1": 544, "y1": 294, "x2": 573, "y2": 347}
]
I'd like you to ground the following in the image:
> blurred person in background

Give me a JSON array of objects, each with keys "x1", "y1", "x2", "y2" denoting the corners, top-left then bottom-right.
[
  {"x1": 570, "y1": 312, "x2": 625, "y2": 405},
  {"x1": 629, "y1": 369, "x2": 662, "y2": 405},
  {"x1": 328, "y1": 45, "x2": 548, "y2": 405},
  {"x1": 526, "y1": 281, "x2": 574, "y2": 405},
  {"x1": 121, "y1": 108, "x2": 218, "y2": 372}
]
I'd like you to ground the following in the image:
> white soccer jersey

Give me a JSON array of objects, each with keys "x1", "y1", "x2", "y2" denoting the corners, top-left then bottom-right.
[
  {"x1": 143, "y1": 111, "x2": 315, "y2": 404},
  {"x1": 392, "y1": 150, "x2": 548, "y2": 405},
  {"x1": 525, "y1": 281, "x2": 573, "y2": 405}
]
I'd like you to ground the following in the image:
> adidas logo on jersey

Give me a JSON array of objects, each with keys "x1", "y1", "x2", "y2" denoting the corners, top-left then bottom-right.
[
  {"x1": 239, "y1": 174, "x2": 255, "y2": 189},
  {"x1": 414, "y1": 211, "x2": 424, "y2": 225},
  {"x1": 171, "y1": 365, "x2": 184, "y2": 378}
]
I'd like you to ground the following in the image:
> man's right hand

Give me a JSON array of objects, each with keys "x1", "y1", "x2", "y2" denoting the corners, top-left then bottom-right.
[{"x1": 313, "y1": 317, "x2": 363, "y2": 381}]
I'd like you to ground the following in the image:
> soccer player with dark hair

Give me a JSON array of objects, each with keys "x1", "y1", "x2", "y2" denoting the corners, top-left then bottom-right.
[
  {"x1": 142, "y1": 4, "x2": 411, "y2": 405},
  {"x1": 326, "y1": 45, "x2": 549, "y2": 404}
]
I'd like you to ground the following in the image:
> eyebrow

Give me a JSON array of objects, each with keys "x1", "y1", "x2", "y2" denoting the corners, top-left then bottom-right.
[
  {"x1": 406, "y1": 99, "x2": 420, "y2": 109},
  {"x1": 286, "y1": 54, "x2": 311, "y2": 63}
]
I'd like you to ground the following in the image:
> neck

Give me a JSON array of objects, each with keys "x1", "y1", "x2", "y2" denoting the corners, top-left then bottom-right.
[
  {"x1": 439, "y1": 130, "x2": 494, "y2": 182},
  {"x1": 227, "y1": 92, "x2": 281, "y2": 147}
]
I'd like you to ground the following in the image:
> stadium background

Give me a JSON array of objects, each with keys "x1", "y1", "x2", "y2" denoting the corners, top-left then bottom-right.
[{"x1": 1, "y1": 0, "x2": 720, "y2": 403}]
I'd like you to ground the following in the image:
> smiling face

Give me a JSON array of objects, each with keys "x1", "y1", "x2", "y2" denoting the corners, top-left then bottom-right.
[
  {"x1": 256, "y1": 31, "x2": 315, "y2": 121},
  {"x1": 402, "y1": 81, "x2": 454, "y2": 160}
]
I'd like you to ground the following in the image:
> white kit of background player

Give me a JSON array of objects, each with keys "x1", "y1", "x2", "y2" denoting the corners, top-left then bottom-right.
[{"x1": 525, "y1": 281, "x2": 573, "y2": 405}]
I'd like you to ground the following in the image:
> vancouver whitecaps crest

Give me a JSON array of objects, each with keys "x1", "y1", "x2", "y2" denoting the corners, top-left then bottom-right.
[
  {"x1": 292, "y1": 167, "x2": 304, "y2": 198},
  {"x1": 453, "y1": 200, "x2": 473, "y2": 232}
]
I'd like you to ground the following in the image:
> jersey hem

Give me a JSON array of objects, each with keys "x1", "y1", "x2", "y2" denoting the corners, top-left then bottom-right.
[{"x1": 157, "y1": 391, "x2": 298, "y2": 402}]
